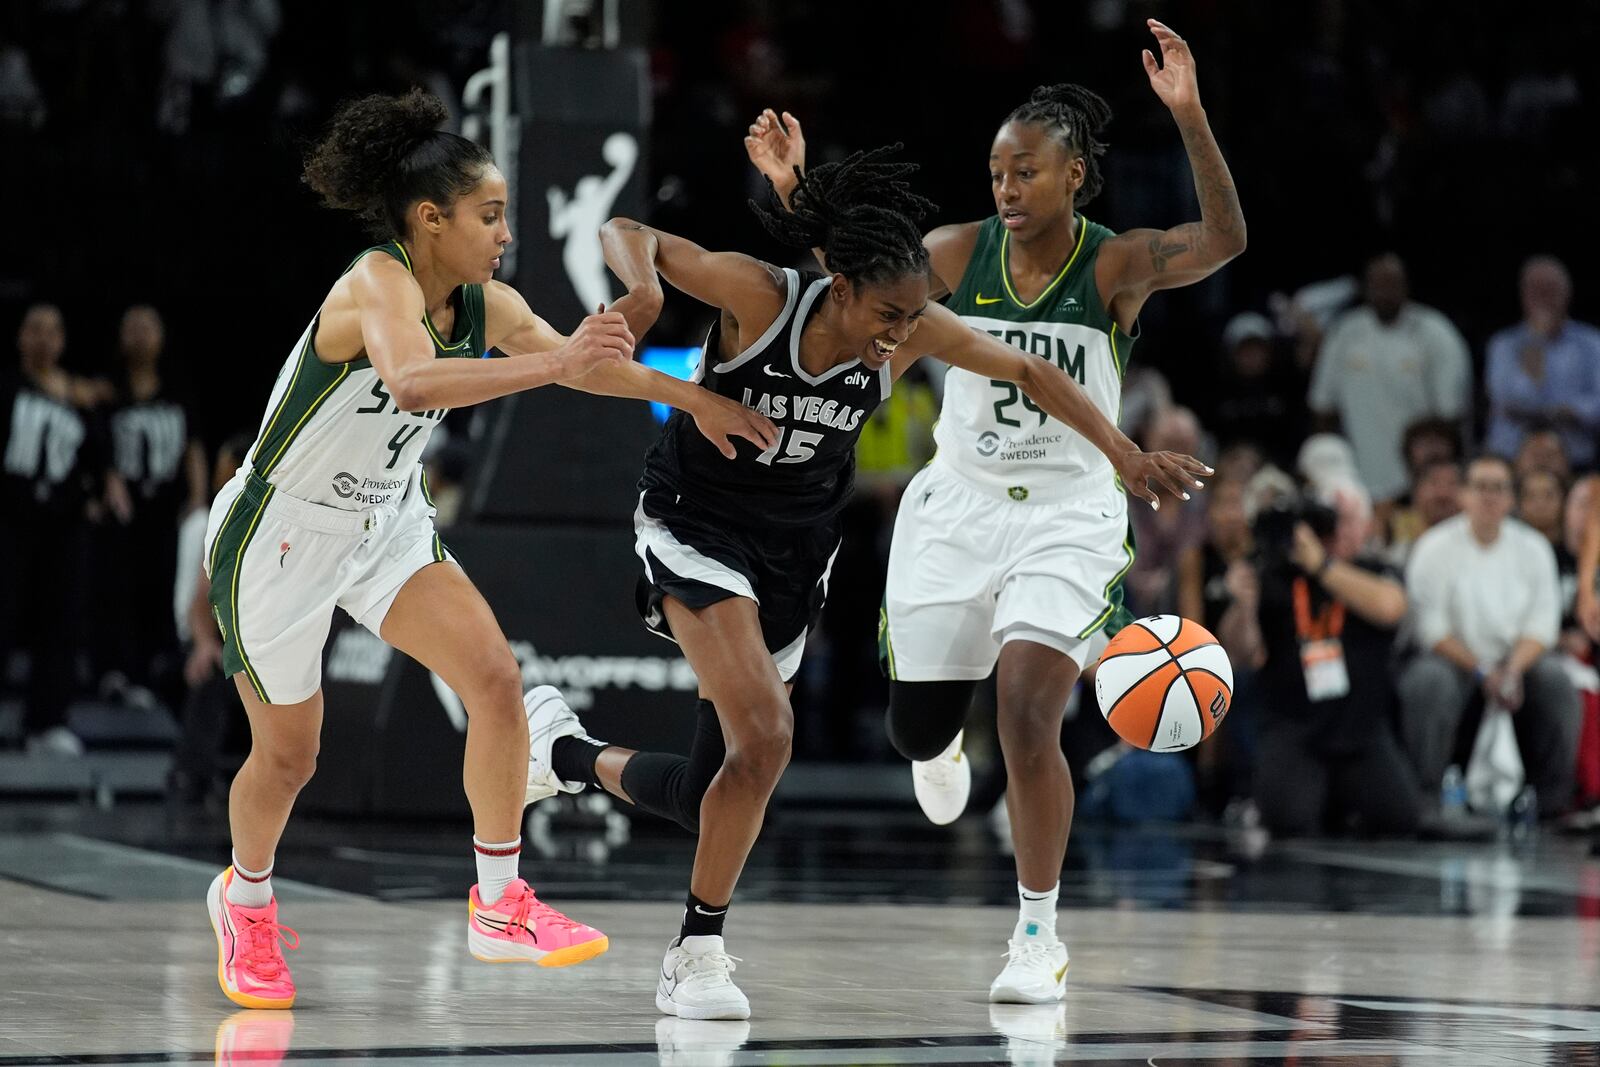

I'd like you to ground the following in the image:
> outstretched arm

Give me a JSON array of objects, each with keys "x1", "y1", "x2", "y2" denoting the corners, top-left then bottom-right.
[
  {"x1": 902, "y1": 304, "x2": 1211, "y2": 508},
  {"x1": 353, "y1": 255, "x2": 630, "y2": 412},
  {"x1": 600, "y1": 216, "x2": 788, "y2": 343},
  {"x1": 484, "y1": 281, "x2": 776, "y2": 458},
  {"x1": 1097, "y1": 20, "x2": 1246, "y2": 321}
]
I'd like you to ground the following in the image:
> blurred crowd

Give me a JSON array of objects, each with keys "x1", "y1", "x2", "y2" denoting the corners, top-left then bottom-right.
[{"x1": 4, "y1": 0, "x2": 1600, "y2": 837}]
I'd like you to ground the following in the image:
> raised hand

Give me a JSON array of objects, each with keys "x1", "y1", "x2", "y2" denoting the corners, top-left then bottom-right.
[
  {"x1": 1113, "y1": 448, "x2": 1211, "y2": 510},
  {"x1": 559, "y1": 305, "x2": 634, "y2": 379},
  {"x1": 744, "y1": 108, "x2": 806, "y2": 197},
  {"x1": 1142, "y1": 19, "x2": 1201, "y2": 115},
  {"x1": 692, "y1": 392, "x2": 780, "y2": 460}
]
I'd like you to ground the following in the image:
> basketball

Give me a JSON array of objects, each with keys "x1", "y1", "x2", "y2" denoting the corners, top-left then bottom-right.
[{"x1": 1094, "y1": 615, "x2": 1233, "y2": 753}]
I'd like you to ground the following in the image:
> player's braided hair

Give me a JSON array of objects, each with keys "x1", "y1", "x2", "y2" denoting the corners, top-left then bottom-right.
[
  {"x1": 303, "y1": 88, "x2": 494, "y2": 240},
  {"x1": 1006, "y1": 83, "x2": 1113, "y2": 206},
  {"x1": 749, "y1": 144, "x2": 936, "y2": 287}
]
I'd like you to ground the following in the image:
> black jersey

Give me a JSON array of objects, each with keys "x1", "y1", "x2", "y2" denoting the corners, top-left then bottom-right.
[{"x1": 640, "y1": 268, "x2": 893, "y2": 528}]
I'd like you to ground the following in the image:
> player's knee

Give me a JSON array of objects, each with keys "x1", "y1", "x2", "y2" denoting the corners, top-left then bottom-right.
[
  {"x1": 722, "y1": 709, "x2": 793, "y2": 788},
  {"x1": 457, "y1": 648, "x2": 525, "y2": 716},
  {"x1": 885, "y1": 707, "x2": 957, "y2": 762},
  {"x1": 885, "y1": 680, "x2": 975, "y2": 761},
  {"x1": 996, "y1": 695, "x2": 1067, "y2": 755},
  {"x1": 256, "y1": 743, "x2": 318, "y2": 793}
]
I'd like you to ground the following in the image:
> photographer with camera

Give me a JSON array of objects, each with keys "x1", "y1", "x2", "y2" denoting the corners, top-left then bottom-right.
[
  {"x1": 1217, "y1": 477, "x2": 1425, "y2": 836},
  {"x1": 1399, "y1": 454, "x2": 1582, "y2": 820}
]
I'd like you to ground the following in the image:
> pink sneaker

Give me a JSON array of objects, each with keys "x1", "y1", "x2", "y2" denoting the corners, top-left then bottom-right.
[
  {"x1": 207, "y1": 868, "x2": 300, "y2": 1009},
  {"x1": 467, "y1": 879, "x2": 609, "y2": 966}
]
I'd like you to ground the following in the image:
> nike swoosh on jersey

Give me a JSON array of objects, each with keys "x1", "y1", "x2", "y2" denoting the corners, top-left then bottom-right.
[
  {"x1": 975, "y1": 294, "x2": 1003, "y2": 305},
  {"x1": 762, "y1": 365, "x2": 791, "y2": 378}
]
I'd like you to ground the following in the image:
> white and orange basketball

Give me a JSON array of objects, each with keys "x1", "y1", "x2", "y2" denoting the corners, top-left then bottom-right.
[{"x1": 1094, "y1": 615, "x2": 1233, "y2": 752}]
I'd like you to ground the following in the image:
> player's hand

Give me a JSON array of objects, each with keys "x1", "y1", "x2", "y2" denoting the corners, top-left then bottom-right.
[
  {"x1": 1142, "y1": 19, "x2": 1201, "y2": 116},
  {"x1": 691, "y1": 392, "x2": 780, "y2": 460},
  {"x1": 1114, "y1": 449, "x2": 1211, "y2": 510},
  {"x1": 558, "y1": 306, "x2": 634, "y2": 379},
  {"x1": 745, "y1": 108, "x2": 806, "y2": 199}
]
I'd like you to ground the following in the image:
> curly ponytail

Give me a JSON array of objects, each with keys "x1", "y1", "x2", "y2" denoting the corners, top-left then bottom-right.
[{"x1": 303, "y1": 88, "x2": 494, "y2": 240}]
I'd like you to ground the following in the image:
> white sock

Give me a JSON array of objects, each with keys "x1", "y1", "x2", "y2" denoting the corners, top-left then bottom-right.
[
  {"x1": 1015, "y1": 881, "x2": 1058, "y2": 940},
  {"x1": 227, "y1": 852, "x2": 274, "y2": 908},
  {"x1": 473, "y1": 836, "x2": 522, "y2": 905}
]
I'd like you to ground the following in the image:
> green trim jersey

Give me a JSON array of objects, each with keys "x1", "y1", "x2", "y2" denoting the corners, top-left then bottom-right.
[
  {"x1": 244, "y1": 241, "x2": 487, "y2": 509},
  {"x1": 933, "y1": 214, "x2": 1134, "y2": 501}
]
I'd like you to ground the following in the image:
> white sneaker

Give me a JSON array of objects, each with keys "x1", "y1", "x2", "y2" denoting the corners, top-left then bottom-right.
[
  {"x1": 912, "y1": 729, "x2": 970, "y2": 825},
  {"x1": 654, "y1": 1016, "x2": 751, "y2": 1066},
  {"x1": 989, "y1": 937, "x2": 1069, "y2": 1003},
  {"x1": 656, "y1": 936, "x2": 751, "y2": 1020},
  {"x1": 523, "y1": 686, "x2": 592, "y2": 805}
]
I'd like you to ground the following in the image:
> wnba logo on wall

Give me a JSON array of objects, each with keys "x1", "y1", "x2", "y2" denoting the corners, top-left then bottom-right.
[
  {"x1": 429, "y1": 638, "x2": 698, "y2": 733},
  {"x1": 547, "y1": 132, "x2": 638, "y2": 311}
]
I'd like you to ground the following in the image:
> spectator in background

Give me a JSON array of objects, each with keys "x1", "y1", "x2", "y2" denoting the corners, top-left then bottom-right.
[
  {"x1": 104, "y1": 305, "x2": 206, "y2": 712},
  {"x1": 1205, "y1": 311, "x2": 1305, "y2": 466},
  {"x1": 1388, "y1": 459, "x2": 1463, "y2": 566},
  {"x1": 1184, "y1": 475, "x2": 1254, "y2": 633},
  {"x1": 0, "y1": 305, "x2": 111, "y2": 757},
  {"x1": 1400, "y1": 455, "x2": 1582, "y2": 818},
  {"x1": 1127, "y1": 406, "x2": 1209, "y2": 616},
  {"x1": 1519, "y1": 468, "x2": 1570, "y2": 556},
  {"x1": 1485, "y1": 257, "x2": 1600, "y2": 469},
  {"x1": 1401, "y1": 417, "x2": 1462, "y2": 483},
  {"x1": 1514, "y1": 426, "x2": 1571, "y2": 484},
  {"x1": 1308, "y1": 253, "x2": 1470, "y2": 504},
  {"x1": 1217, "y1": 478, "x2": 1422, "y2": 836}
]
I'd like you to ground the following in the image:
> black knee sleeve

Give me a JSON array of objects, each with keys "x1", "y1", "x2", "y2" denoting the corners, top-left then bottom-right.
[
  {"x1": 885, "y1": 680, "x2": 978, "y2": 761},
  {"x1": 619, "y1": 698, "x2": 725, "y2": 833}
]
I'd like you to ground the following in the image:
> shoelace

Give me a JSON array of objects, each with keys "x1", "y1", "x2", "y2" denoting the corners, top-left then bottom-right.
[
  {"x1": 238, "y1": 915, "x2": 300, "y2": 980},
  {"x1": 1002, "y1": 940, "x2": 1058, "y2": 969},
  {"x1": 678, "y1": 949, "x2": 742, "y2": 987},
  {"x1": 503, "y1": 888, "x2": 587, "y2": 935},
  {"x1": 920, "y1": 757, "x2": 960, "y2": 788}
]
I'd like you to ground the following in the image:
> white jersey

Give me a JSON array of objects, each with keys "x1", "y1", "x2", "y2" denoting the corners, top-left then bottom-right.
[
  {"x1": 242, "y1": 241, "x2": 486, "y2": 509},
  {"x1": 931, "y1": 215, "x2": 1133, "y2": 503}
]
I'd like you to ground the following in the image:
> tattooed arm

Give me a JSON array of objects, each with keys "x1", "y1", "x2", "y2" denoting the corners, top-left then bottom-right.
[{"x1": 1096, "y1": 19, "x2": 1247, "y2": 328}]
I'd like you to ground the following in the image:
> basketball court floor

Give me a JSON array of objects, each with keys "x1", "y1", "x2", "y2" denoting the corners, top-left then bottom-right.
[{"x1": 2, "y1": 800, "x2": 1598, "y2": 1065}]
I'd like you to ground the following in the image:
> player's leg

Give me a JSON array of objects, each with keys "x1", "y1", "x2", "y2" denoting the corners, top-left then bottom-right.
[
  {"x1": 885, "y1": 680, "x2": 982, "y2": 824},
  {"x1": 649, "y1": 595, "x2": 789, "y2": 1020},
  {"x1": 880, "y1": 464, "x2": 1003, "y2": 823},
  {"x1": 987, "y1": 492, "x2": 1132, "y2": 1003},
  {"x1": 987, "y1": 638, "x2": 1078, "y2": 1003},
  {"x1": 377, "y1": 560, "x2": 607, "y2": 966},
  {"x1": 207, "y1": 679, "x2": 319, "y2": 1010},
  {"x1": 202, "y1": 476, "x2": 338, "y2": 1010}
]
